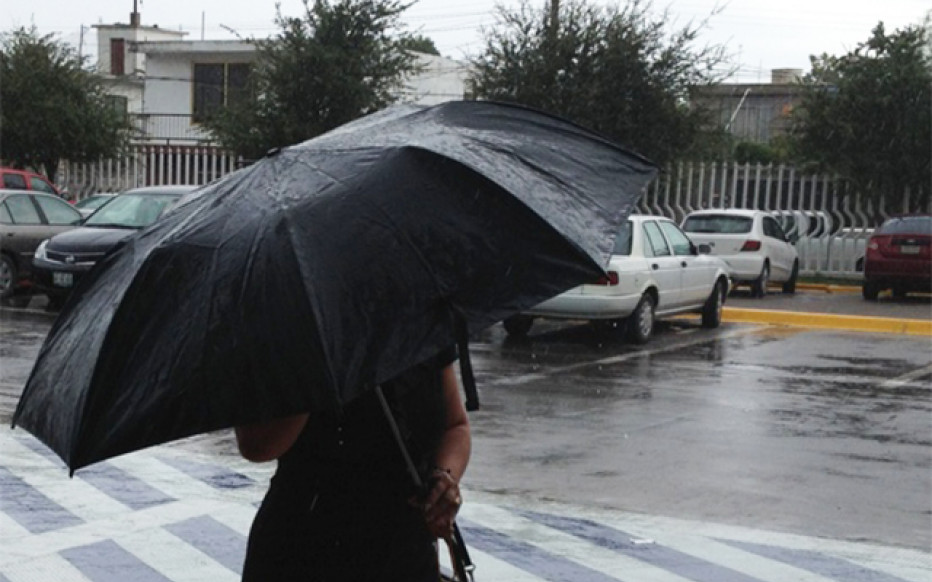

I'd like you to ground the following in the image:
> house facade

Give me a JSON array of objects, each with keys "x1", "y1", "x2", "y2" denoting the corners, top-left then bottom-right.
[{"x1": 94, "y1": 12, "x2": 470, "y2": 147}]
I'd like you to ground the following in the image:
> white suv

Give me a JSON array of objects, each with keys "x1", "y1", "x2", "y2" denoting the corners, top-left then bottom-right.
[
  {"x1": 681, "y1": 209, "x2": 799, "y2": 297},
  {"x1": 504, "y1": 215, "x2": 732, "y2": 343}
]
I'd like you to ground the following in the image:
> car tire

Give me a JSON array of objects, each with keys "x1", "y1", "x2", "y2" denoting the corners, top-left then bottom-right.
[
  {"x1": 751, "y1": 263, "x2": 769, "y2": 298},
  {"x1": 782, "y1": 261, "x2": 798, "y2": 294},
  {"x1": 701, "y1": 279, "x2": 725, "y2": 328},
  {"x1": 892, "y1": 286, "x2": 907, "y2": 299},
  {"x1": 503, "y1": 314, "x2": 534, "y2": 337},
  {"x1": 0, "y1": 255, "x2": 16, "y2": 300},
  {"x1": 627, "y1": 293, "x2": 655, "y2": 344},
  {"x1": 862, "y1": 281, "x2": 881, "y2": 301}
]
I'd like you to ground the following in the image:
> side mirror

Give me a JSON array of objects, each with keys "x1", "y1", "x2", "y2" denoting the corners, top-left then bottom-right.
[
  {"x1": 787, "y1": 233, "x2": 799, "y2": 244},
  {"x1": 697, "y1": 243, "x2": 712, "y2": 255}
]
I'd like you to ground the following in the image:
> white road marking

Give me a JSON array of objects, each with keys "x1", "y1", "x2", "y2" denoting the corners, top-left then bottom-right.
[{"x1": 879, "y1": 363, "x2": 932, "y2": 389}]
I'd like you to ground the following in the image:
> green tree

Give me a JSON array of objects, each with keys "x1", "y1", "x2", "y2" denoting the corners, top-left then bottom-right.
[
  {"x1": 789, "y1": 22, "x2": 931, "y2": 207},
  {"x1": 399, "y1": 34, "x2": 440, "y2": 56},
  {"x1": 0, "y1": 26, "x2": 130, "y2": 182},
  {"x1": 204, "y1": 0, "x2": 423, "y2": 160},
  {"x1": 468, "y1": 0, "x2": 731, "y2": 165}
]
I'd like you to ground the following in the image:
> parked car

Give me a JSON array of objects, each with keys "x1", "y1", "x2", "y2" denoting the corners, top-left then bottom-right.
[
  {"x1": 73, "y1": 193, "x2": 117, "y2": 217},
  {"x1": 0, "y1": 167, "x2": 63, "y2": 197},
  {"x1": 681, "y1": 208, "x2": 799, "y2": 297},
  {"x1": 503, "y1": 215, "x2": 731, "y2": 343},
  {"x1": 32, "y1": 185, "x2": 196, "y2": 307},
  {"x1": 0, "y1": 189, "x2": 84, "y2": 303},
  {"x1": 862, "y1": 214, "x2": 931, "y2": 300}
]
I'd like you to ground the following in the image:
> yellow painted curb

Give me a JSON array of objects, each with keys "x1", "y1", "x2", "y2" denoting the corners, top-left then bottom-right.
[{"x1": 722, "y1": 307, "x2": 932, "y2": 336}]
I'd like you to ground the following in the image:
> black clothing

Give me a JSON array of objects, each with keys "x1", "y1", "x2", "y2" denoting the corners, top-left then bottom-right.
[{"x1": 241, "y1": 346, "x2": 456, "y2": 582}]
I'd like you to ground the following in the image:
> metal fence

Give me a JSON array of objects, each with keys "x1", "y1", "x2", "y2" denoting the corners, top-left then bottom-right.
[
  {"x1": 58, "y1": 145, "x2": 241, "y2": 199},
  {"x1": 59, "y1": 153, "x2": 928, "y2": 279},
  {"x1": 637, "y1": 161, "x2": 929, "y2": 279}
]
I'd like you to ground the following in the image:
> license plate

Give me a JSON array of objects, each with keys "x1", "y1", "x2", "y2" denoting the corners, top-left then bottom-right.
[
  {"x1": 900, "y1": 245, "x2": 920, "y2": 254},
  {"x1": 53, "y1": 272, "x2": 73, "y2": 287}
]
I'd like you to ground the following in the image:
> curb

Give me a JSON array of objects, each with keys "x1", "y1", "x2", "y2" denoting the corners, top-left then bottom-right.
[
  {"x1": 722, "y1": 307, "x2": 932, "y2": 337},
  {"x1": 791, "y1": 283, "x2": 861, "y2": 293}
]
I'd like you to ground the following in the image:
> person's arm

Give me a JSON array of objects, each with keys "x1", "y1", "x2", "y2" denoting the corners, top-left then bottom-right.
[
  {"x1": 422, "y1": 363, "x2": 471, "y2": 537},
  {"x1": 234, "y1": 413, "x2": 309, "y2": 462}
]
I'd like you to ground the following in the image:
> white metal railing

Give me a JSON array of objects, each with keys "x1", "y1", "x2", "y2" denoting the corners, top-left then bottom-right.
[
  {"x1": 59, "y1": 155, "x2": 928, "y2": 278},
  {"x1": 637, "y1": 162, "x2": 928, "y2": 279}
]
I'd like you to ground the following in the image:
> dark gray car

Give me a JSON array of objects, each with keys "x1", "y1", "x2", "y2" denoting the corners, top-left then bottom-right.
[{"x1": 0, "y1": 189, "x2": 83, "y2": 303}]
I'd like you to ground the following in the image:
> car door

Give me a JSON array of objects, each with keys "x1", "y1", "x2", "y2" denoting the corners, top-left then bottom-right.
[
  {"x1": 658, "y1": 219, "x2": 713, "y2": 306},
  {"x1": 0, "y1": 194, "x2": 52, "y2": 265},
  {"x1": 762, "y1": 215, "x2": 796, "y2": 280},
  {"x1": 641, "y1": 220, "x2": 681, "y2": 309}
]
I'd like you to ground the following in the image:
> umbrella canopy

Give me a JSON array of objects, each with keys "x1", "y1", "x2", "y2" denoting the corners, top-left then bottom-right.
[{"x1": 13, "y1": 100, "x2": 657, "y2": 472}]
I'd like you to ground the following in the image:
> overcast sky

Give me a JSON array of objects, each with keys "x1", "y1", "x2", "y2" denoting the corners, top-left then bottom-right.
[{"x1": 8, "y1": 0, "x2": 929, "y2": 82}]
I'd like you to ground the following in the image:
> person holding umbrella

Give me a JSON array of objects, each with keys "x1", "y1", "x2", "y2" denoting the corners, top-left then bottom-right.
[{"x1": 234, "y1": 345, "x2": 471, "y2": 581}]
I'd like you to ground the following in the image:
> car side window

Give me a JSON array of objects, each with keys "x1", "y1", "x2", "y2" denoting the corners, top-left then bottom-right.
[
  {"x1": 0, "y1": 202, "x2": 12, "y2": 224},
  {"x1": 763, "y1": 217, "x2": 787, "y2": 241},
  {"x1": 4, "y1": 194, "x2": 42, "y2": 225},
  {"x1": 29, "y1": 176, "x2": 56, "y2": 194},
  {"x1": 658, "y1": 221, "x2": 694, "y2": 256},
  {"x1": 35, "y1": 195, "x2": 82, "y2": 225},
  {"x1": 3, "y1": 172, "x2": 28, "y2": 190},
  {"x1": 642, "y1": 221, "x2": 671, "y2": 257}
]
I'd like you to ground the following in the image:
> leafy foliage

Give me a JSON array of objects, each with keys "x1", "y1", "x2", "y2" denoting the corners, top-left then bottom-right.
[
  {"x1": 468, "y1": 0, "x2": 732, "y2": 165},
  {"x1": 399, "y1": 34, "x2": 440, "y2": 55},
  {"x1": 789, "y1": 22, "x2": 931, "y2": 207},
  {"x1": 203, "y1": 0, "x2": 423, "y2": 160},
  {"x1": 0, "y1": 27, "x2": 131, "y2": 182}
]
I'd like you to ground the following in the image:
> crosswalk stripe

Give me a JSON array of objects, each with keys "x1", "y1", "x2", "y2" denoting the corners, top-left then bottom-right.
[
  {"x1": 516, "y1": 509, "x2": 762, "y2": 582},
  {"x1": 631, "y1": 530, "x2": 839, "y2": 582},
  {"x1": 0, "y1": 466, "x2": 82, "y2": 534},
  {"x1": 720, "y1": 539, "x2": 916, "y2": 582},
  {"x1": 107, "y1": 454, "x2": 262, "y2": 505},
  {"x1": 163, "y1": 516, "x2": 246, "y2": 574},
  {"x1": 61, "y1": 539, "x2": 172, "y2": 582},
  {"x1": 2, "y1": 552, "x2": 90, "y2": 582},
  {"x1": 3, "y1": 439, "x2": 128, "y2": 523},
  {"x1": 116, "y1": 527, "x2": 239, "y2": 582},
  {"x1": 461, "y1": 503, "x2": 694, "y2": 582}
]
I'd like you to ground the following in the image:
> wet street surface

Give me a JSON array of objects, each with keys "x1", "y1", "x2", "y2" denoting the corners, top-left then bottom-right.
[{"x1": 1, "y1": 300, "x2": 930, "y2": 581}]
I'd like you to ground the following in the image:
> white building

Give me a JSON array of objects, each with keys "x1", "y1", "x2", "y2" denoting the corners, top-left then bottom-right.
[{"x1": 94, "y1": 11, "x2": 471, "y2": 147}]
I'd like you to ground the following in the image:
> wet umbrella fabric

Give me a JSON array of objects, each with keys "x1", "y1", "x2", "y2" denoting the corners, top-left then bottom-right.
[{"x1": 13, "y1": 100, "x2": 657, "y2": 473}]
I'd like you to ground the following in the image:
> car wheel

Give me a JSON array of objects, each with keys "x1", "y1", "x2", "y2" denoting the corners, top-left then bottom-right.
[
  {"x1": 751, "y1": 263, "x2": 769, "y2": 298},
  {"x1": 503, "y1": 314, "x2": 534, "y2": 336},
  {"x1": 0, "y1": 255, "x2": 16, "y2": 299},
  {"x1": 862, "y1": 281, "x2": 881, "y2": 301},
  {"x1": 892, "y1": 286, "x2": 907, "y2": 299},
  {"x1": 701, "y1": 279, "x2": 725, "y2": 328},
  {"x1": 782, "y1": 260, "x2": 798, "y2": 294},
  {"x1": 627, "y1": 293, "x2": 655, "y2": 344}
]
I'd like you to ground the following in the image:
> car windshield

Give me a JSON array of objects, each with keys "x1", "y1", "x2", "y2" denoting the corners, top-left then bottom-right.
[
  {"x1": 682, "y1": 215, "x2": 753, "y2": 234},
  {"x1": 84, "y1": 193, "x2": 179, "y2": 228},
  {"x1": 612, "y1": 221, "x2": 633, "y2": 255},
  {"x1": 877, "y1": 216, "x2": 931, "y2": 235},
  {"x1": 75, "y1": 196, "x2": 113, "y2": 211}
]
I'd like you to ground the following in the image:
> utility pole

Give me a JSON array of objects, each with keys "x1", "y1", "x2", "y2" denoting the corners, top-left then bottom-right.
[{"x1": 548, "y1": 0, "x2": 560, "y2": 42}]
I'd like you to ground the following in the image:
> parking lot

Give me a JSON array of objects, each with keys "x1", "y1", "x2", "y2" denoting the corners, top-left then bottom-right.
[{"x1": 1, "y1": 290, "x2": 930, "y2": 581}]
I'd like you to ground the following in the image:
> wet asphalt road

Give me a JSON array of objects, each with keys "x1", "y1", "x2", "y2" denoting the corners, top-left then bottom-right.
[{"x1": 1, "y1": 295, "x2": 930, "y2": 553}]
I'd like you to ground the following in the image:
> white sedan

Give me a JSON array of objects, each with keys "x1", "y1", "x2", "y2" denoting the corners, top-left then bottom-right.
[
  {"x1": 681, "y1": 208, "x2": 799, "y2": 297},
  {"x1": 503, "y1": 215, "x2": 732, "y2": 343}
]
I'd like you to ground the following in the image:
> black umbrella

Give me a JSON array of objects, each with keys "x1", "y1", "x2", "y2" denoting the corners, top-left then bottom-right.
[{"x1": 13, "y1": 100, "x2": 657, "y2": 473}]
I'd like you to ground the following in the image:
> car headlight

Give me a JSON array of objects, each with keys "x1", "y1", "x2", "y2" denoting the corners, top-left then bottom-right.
[{"x1": 34, "y1": 239, "x2": 50, "y2": 261}]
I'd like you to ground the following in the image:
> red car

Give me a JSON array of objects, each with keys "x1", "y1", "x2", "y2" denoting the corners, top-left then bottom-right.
[
  {"x1": 862, "y1": 214, "x2": 931, "y2": 300},
  {"x1": 0, "y1": 167, "x2": 62, "y2": 196}
]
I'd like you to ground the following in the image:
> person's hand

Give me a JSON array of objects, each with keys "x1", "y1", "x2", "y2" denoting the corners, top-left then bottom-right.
[{"x1": 421, "y1": 468, "x2": 462, "y2": 539}]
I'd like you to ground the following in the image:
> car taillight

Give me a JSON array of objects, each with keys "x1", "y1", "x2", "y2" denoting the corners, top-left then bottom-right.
[
  {"x1": 740, "y1": 240, "x2": 761, "y2": 251},
  {"x1": 595, "y1": 271, "x2": 620, "y2": 286}
]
